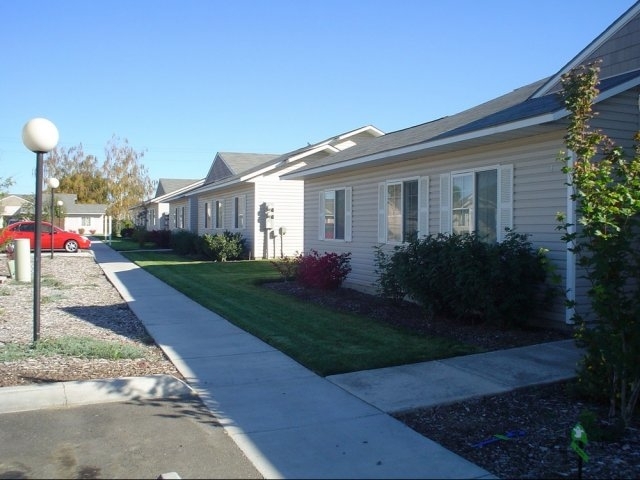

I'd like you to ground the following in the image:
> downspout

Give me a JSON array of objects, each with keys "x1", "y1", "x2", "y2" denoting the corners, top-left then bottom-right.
[{"x1": 565, "y1": 151, "x2": 576, "y2": 324}]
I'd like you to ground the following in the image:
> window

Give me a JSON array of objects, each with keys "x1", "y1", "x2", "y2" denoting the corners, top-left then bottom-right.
[
  {"x1": 148, "y1": 208, "x2": 155, "y2": 227},
  {"x1": 378, "y1": 177, "x2": 428, "y2": 243},
  {"x1": 441, "y1": 165, "x2": 512, "y2": 243},
  {"x1": 318, "y1": 188, "x2": 351, "y2": 241},
  {"x1": 175, "y1": 206, "x2": 185, "y2": 229},
  {"x1": 204, "y1": 202, "x2": 211, "y2": 229},
  {"x1": 234, "y1": 196, "x2": 246, "y2": 229},
  {"x1": 215, "y1": 200, "x2": 223, "y2": 228},
  {"x1": 82, "y1": 216, "x2": 91, "y2": 227}
]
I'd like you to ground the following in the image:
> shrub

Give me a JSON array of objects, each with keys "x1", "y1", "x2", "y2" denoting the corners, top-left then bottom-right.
[
  {"x1": 132, "y1": 227, "x2": 149, "y2": 247},
  {"x1": 373, "y1": 244, "x2": 408, "y2": 305},
  {"x1": 296, "y1": 250, "x2": 351, "y2": 290},
  {"x1": 271, "y1": 255, "x2": 300, "y2": 281},
  {"x1": 148, "y1": 229, "x2": 172, "y2": 248},
  {"x1": 201, "y1": 231, "x2": 247, "y2": 261},
  {"x1": 374, "y1": 231, "x2": 551, "y2": 327},
  {"x1": 170, "y1": 230, "x2": 200, "y2": 255},
  {"x1": 120, "y1": 227, "x2": 135, "y2": 238}
]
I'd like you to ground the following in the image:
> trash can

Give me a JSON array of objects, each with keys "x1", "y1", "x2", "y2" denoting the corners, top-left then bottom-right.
[{"x1": 14, "y1": 238, "x2": 31, "y2": 283}]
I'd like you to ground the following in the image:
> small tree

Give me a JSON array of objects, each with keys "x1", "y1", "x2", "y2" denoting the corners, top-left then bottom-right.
[
  {"x1": 557, "y1": 61, "x2": 640, "y2": 428},
  {"x1": 0, "y1": 176, "x2": 13, "y2": 196},
  {"x1": 102, "y1": 135, "x2": 155, "y2": 236}
]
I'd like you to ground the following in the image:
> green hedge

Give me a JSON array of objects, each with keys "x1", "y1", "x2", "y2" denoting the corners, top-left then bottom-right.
[{"x1": 374, "y1": 230, "x2": 555, "y2": 327}]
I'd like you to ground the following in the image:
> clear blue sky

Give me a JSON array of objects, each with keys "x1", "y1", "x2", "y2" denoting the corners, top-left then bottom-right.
[{"x1": 1, "y1": 0, "x2": 635, "y2": 195}]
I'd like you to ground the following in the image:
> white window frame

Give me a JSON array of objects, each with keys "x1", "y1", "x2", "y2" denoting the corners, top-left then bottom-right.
[
  {"x1": 204, "y1": 201, "x2": 211, "y2": 229},
  {"x1": 378, "y1": 176, "x2": 429, "y2": 244},
  {"x1": 215, "y1": 200, "x2": 223, "y2": 229},
  {"x1": 318, "y1": 187, "x2": 352, "y2": 241},
  {"x1": 81, "y1": 216, "x2": 91, "y2": 227},
  {"x1": 440, "y1": 164, "x2": 513, "y2": 242},
  {"x1": 234, "y1": 195, "x2": 246, "y2": 229}
]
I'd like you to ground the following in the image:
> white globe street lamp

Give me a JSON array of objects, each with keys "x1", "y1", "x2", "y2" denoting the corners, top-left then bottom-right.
[
  {"x1": 47, "y1": 177, "x2": 59, "y2": 259},
  {"x1": 22, "y1": 118, "x2": 59, "y2": 343}
]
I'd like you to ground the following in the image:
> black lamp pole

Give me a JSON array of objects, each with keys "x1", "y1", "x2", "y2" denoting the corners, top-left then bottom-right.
[{"x1": 33, "y1": 152, "x2": 43, "y2": 342}]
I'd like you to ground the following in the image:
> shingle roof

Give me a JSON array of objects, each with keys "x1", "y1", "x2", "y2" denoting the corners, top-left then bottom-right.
[
  {"x1": 54, "y1": 193, "x2": 108, "y2": 215},
  {"x1": 283, "y1": 78, "x2": 548, "y2": 175},
  {"x1": 434, "y1": 68, "x2": 640, "y2": 141},
  {"x1": 156, "y1": 178, "x2": 201, "y2": 197},
  {"x1": 285, "y1": 68, "x2": 640, "y2": 179}
]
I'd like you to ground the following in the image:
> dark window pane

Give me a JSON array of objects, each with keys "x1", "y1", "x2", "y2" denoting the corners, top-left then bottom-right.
[
  {"x1": 403, "y1": 180, "x2": 418, "y2": 242},
  {"x1": 335, "y1": 189, "x2": 345, "y2": 240},
  {"x1": 476, "y1": 170, "x2": 497, "y2": 243}
]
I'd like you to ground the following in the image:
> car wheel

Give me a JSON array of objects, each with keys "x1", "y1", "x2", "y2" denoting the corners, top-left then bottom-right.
[{"x1": 64, "y1": 240, "x2": 79, "y2": 253}]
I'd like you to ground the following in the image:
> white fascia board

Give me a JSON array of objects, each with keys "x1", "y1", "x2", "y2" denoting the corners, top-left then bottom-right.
[
  {"x1": 338, "y1": 125, "x2": 385, "y2": 139},
  {"x1": 147, "y1": 180, "x2": 205, "y2": 204},
  {"x1": 595, "y1": 75, "x2": 640, "y2": 102},
  {"x1": 287, "y1": 144, "x2": 338, "y2": 163},
  {"x1": 182, "y1": 177, "x2": 242, "y2": 197},
  {"x1": 240, "y1": 162, "x2": 280, "y2": 181}
]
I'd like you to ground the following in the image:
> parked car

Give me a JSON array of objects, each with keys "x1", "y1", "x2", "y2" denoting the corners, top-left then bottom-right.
[{"x1": 0, "y1": 221, "x2": 91, "y2": 253}]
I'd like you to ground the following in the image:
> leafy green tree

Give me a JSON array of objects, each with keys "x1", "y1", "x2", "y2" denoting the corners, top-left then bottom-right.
[
  {"x1": 102, "y1": 135, "x2": 155, "y2": 235},
  {"x1": 45, "y1": 145, "x2": 108, "y2": 204},
  {"x1": 558, "y1": 61, "x2": 640, "y2": 428}
]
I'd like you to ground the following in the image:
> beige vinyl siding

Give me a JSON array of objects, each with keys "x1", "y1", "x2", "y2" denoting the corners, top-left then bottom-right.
[
  {"x1": 168, "y1": 199, "x2": 189, "y2": 230},
  {"x1": 582, "y1": 15, "x2": 640, "y2": 81},
  {"x1": 254, "y1": 178, "x2": 304, "y2": 259},
  {"x1": 593, "y1": 89, "x2": 640, "y2": 155},
  {"x1": 194, "y1": 185, "x2": 255, "y2": 257},
  {"x1": 543, "y1": 15, "x2": 640, "y2": 94},
  {"x1": 304, "y1": 130, "x2": 572, "y2": 324}
]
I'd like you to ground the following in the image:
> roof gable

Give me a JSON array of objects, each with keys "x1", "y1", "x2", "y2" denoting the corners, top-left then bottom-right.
[
  {"x1": 189, "y1": 126, "x2": 385, "y2": 195},
  {"x1": 534, "y1": 1, "x2": 640, "y2": 97},
  {"x1": 204, "y1": 152, "x2": 280, "y2": 184},
  {"x1": 0, "y1": 195, "x2": 32, "y2": 207},
  {"x1": 155, "y1": 178, "x2": 200, "y2": 197}
]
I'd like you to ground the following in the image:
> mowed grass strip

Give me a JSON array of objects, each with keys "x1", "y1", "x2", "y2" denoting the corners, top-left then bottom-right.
[{"x1": 121, "y1": 251, "x2": 481, "y2": 376}]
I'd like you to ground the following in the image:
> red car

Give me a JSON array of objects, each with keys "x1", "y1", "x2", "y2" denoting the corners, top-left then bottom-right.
[{"x1": 0, "y1": 221, "x2": 91, "y2": 253}]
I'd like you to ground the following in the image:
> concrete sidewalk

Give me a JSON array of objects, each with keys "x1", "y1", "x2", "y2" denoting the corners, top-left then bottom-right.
[{"x1": 1, "y1": 241, "x2": 582, "y2": 479}]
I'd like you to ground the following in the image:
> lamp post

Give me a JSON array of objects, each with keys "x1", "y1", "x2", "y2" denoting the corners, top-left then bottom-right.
[
  {"x1": 22, "y1": 118, "x2": 59, "y2": 343},
  {"x1": 47, "y1": 177, "x2": 59, "y2": 259},
  {"x1": 56, "y1": 200, "x2": 64, "y2": 228}
]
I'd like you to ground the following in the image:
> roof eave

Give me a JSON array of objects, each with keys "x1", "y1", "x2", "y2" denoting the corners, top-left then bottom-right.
[{"x1": 283, "y1": 110, "x2": 568, "y2": 180}]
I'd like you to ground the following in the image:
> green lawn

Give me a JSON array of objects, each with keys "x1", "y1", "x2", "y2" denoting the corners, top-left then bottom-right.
[
  {"x1": 118, "y1": 250, "x2": 482, "y2": 376},
  {"x1": 101, "y1": 237, "x2": 162, "y2": 251}
]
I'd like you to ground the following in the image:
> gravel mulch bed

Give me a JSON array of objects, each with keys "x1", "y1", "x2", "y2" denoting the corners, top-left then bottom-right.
[
  {"x1": 0, "y1": 252, "x2": 182, "y2": 386},
  {"x1": 1, "y1": 253, "x2": 638, "y2": 479}
]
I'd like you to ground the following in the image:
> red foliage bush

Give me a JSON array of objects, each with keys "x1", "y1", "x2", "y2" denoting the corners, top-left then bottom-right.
[{"x1": 296, "y1": 250, "x2": 352, "y2": 290}]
